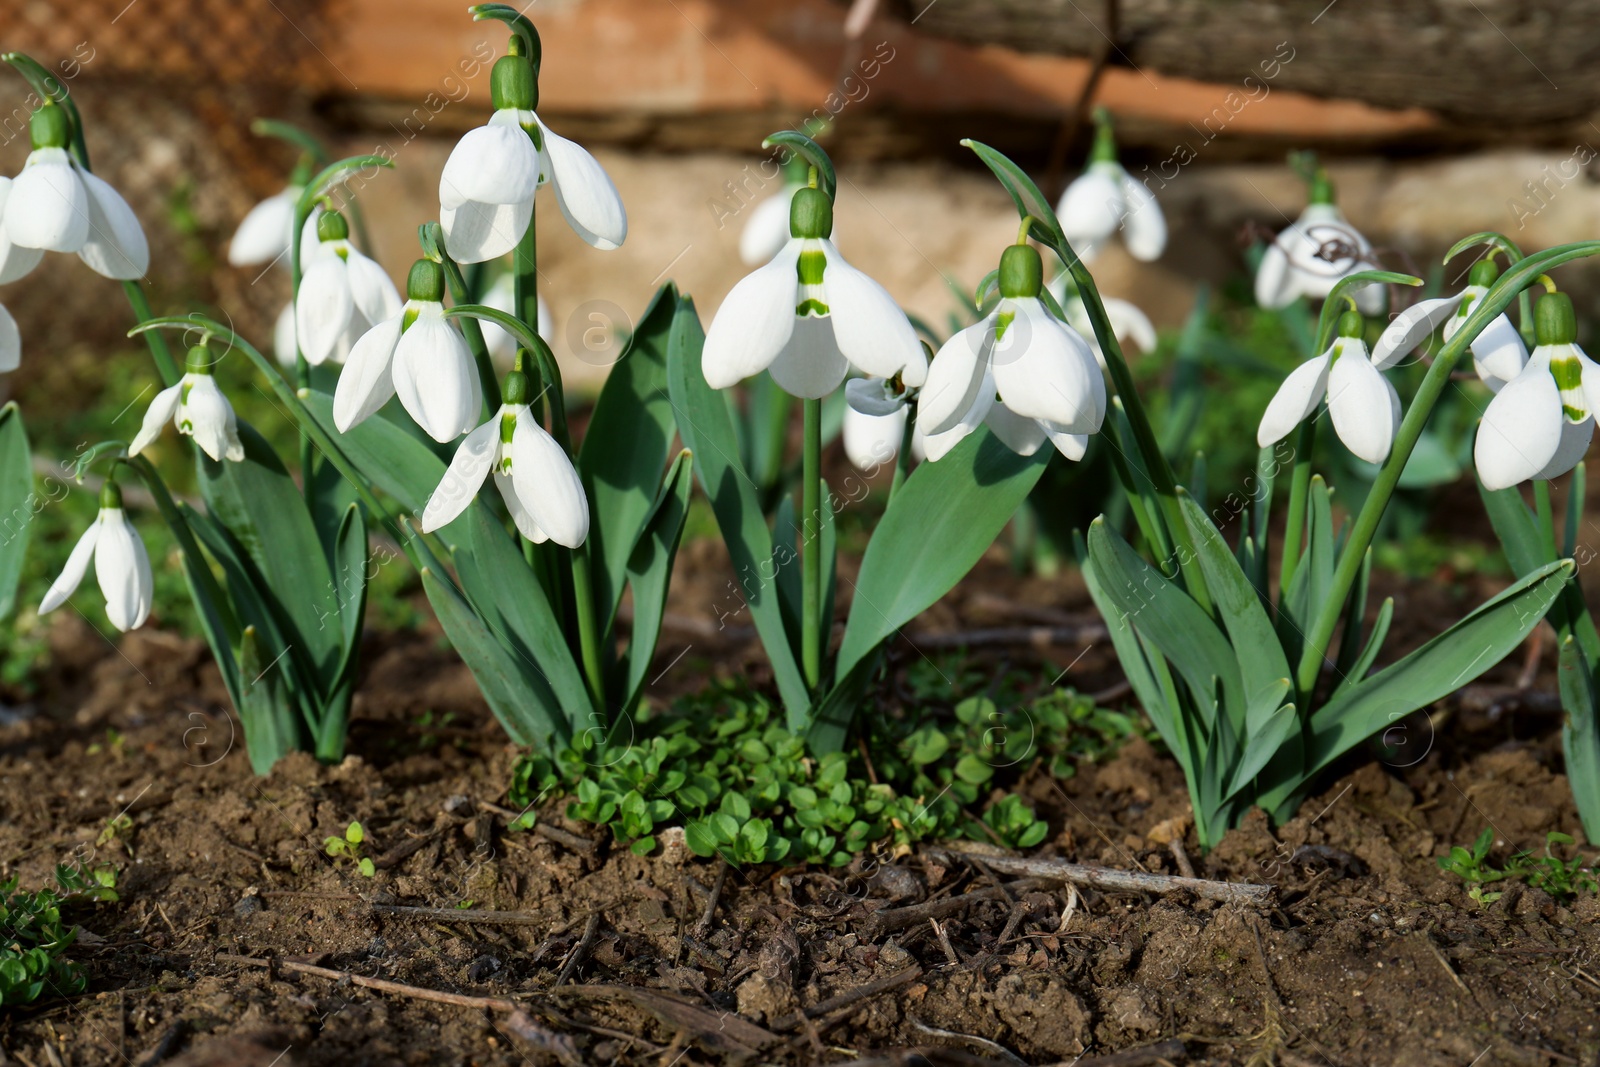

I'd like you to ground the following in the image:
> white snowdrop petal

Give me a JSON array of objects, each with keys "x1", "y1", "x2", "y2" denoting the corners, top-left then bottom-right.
[
  {"x1": 127, "y1": 383, "x2": 183, "y2": 457},
  {"x1": 395, "y1": 313, "x2": 480, "y2": 442},
  {"x1": 1467, "y1": 313, "x2": 1529, "y2": 386},
  {"x1": 1103, "y1": 297, "x2": 1157, "y2": 354},
  {"x1": 1474, "y1": 350, "x2": 1564, "y2": 491},
  {"x1": 296, "y1": 255, "x2": 352, "y2": 365},
  {"x1": 767, "y1": 314, "x2": 849, "y2": 399},
  {"x1": 1057, "y1": 167, "x2": 1124, "y2": 260},
  {"x1": 509, "y1": 416, "x2": 589, "y2": 548},
  {"x1": 344, "y1": 248, "x2": 401, "y2": 326},
  {"x1": 440, "y1": 198, "x2": 533, "y2": 265},
  {"x1": 7, "y1": 151, "x2": 89, "y2": 252},
  {"x1": 841, "y1": 404, "x2": 906, "y2": 471},
  {"x1": 95, "y1": 510, "x2": 152, "y2": 631},
  {"x1": 702, "y1": 240, "x2": 802, "y2": 389},
  {"x1": 1119, "y1": 172, "x2": 1166, "y2": 262},
  {"x1": 0, "y1": 178, "x2": 44, "y2": 284},
  {"x1": 273, "y1": 302, "x2": 298, "y2": 367},
  {"x1": 992, "y1": 299, "x2": 1103, "y2": 433},
  {"x1": 1253, "y1": 240, "x2": 1297, "y2": 310},
  {"x1": 920, "y1": 370, "x2": 997, "y2": 462},
  {"x1": 1041, "y1": 422, "x2": 1090, "y2": 461},
  {"x1": 440, "y1": 120, "x2": 541, "y2": 209},
  {"x1": 496, "y1": 471, "x2": 548, "y2": 542},
  {"x1": 1256, "y1": 353, "x2": 1331, "y2": 448},
  {"x1": 1537, "y1": 416, "x2": 1594, "y2": 482},
  {"x1": 75, "y1": 168, "x2": 149, "y2": 279},
  {"x1": 984, "y1": 403, "x2": 1047, "y2": 457},
  {"x1": 181, "y1": 375, "x2": 243, "y2": 463},
  {"x1": 38, "y1": 520, "x2": 101, "y2": 615},
  {"x1": 538, "y1": 118, "x2": 628, "y2": 251},
  {"x1": 421, "y1": 417, "x2": 500, "y2": 532},
  {"x1": 919, "y1": 321, "x2": 994, "y2": 436},
  {"x1": 1327, "y1": 347, "x2": 1398, "y2": 464},
  {"x1": 844, "y1": 377, "x2": 905, "y2": 417},
  {"x1": 228, "y1": 188, "x2": 297, "y2": 267},
  {"x1": 0, "y1": 302, "x2": 18, "y2": 373},
  {"x1": 739, "y1": 189, "x2": 796, "y2": 266},
  {"x1": 815, "y1": 239, "x2": 924, "y2": 384},
  {"x1": 1370, "y1": 293, "x2": 1466, "y2": 371},
  {"x1": 334, "y1": 316, "x2": 403, "y2": 431}
]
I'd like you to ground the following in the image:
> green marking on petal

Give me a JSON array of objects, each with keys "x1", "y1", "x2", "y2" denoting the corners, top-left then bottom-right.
[
  {"x1": 1564, "y1": 404, "x2": 1587, "y2": 422},
  {"x1": 401, "y1": 306, "x2": 420, "y2": 332},
  {"x1": 180, "y1": 382, "x2": 193, "y2": 405},
  {"x1": 179, "y1": 419, "x2": 193, "y2": 433},
  {"x1": 797, "y1": 249, "x2": 827, "y2": 287},
  {"x1": 796, "y1": 298, "x2": 829, "y2": 317},
  {"x1": 994, "y1": 309, "x2": 1015, "y2": 341},
  {"x1": 1550, "y1": 353, "x2": 1584, "y2": 391},
  {"x1": 500, "y1": 410, "x2": 517, "y2": 447}
]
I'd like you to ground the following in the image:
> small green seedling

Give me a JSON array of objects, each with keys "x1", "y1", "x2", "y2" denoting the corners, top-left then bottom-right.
[
  {"x1": 1439, "y1": 828, "x2": 1599, "y2": 905},
  {"x1": 0, "y1": 862, "x2": 118, "y2": 1005},
  {"x1": 324, "y1": 821, "x2": 375, "y2": 877},
  {"x1": 96, "y1": 813, "x2": 135, "y2": 857}
]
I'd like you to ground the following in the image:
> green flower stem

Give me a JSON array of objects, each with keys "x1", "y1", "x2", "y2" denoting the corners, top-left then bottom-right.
[
  {"x1": 889, "y1": 403, "x2": 916, "y2": 500},
  {"x1": 802, "y1": 396, "x2": 823, "y2": 690},
  {"x1": 290, "y1": 202, "x2": 314, "y2": 490},
  {"x1": 120, "y1": 282, "x2": 179, "y2": 387},
  {"x1": 514, "y1": 207, "x2": 539, "y2": 355},
  {"x1": 1278, "y1": 419, "x2": 1316, "y2": 610},
  {"x1": 437, "y1": 252, "x2": 501, "y2": 415}
]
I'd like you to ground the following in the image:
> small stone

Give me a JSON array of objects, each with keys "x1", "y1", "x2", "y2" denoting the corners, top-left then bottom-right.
[
  {"x1": 443, "y1": 795, "x2": 472, "y2": 815},
  {"x1": 465, "y1": 955, "x2": 501, "y2": 982},
  {"x1": 233, "y1": 888, "x2": 262, "y2": 917}
]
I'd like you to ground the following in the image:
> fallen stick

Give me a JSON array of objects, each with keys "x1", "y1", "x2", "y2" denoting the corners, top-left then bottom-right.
[
  {"x1": 926, "y1": 848, "x2": 1272, "y2": 905},
  {"x1": 370, "y1": 903, "x2": 550, "y2": 926},
  {"x1": 217, "y1": 952, "x2": 520, "y2": 1010},
  {"x1": 771, "y1": 965, "x2": 922, "y2": 1032}
]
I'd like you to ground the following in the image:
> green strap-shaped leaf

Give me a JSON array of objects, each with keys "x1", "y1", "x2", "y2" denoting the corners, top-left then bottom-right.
[
  {"x1": 664, "y1": 295, "x2": 809, "y2": 719},
  {"x1": 1260, "y1": 559, "x2": 1574, "y2": 812},
  {"x1": 804, "y1": 650, "x2": 883, "y2": 755},
  {"x1": 1331, "y1": 596, "x2": 1394, "y2": 697},
  {"x1": 1559, "y1": 634, "x2": 1600, "y2": 845},
  {"x1": 835, "y1": 429, "x2": 1048, "y2": 684},
  {"x1": 300, "y1": 391, "x2": 442, "y2": 527},
  {"x1": 621, "y1": 450, "x2": 694, "y2": 715},
  {"x1": 236, "y1": 626, "x2": 304, "y2": 775},
  {"x1": 580, "y1": 284, "x2": 679, "y2": 633},
  {"x1": 0, "y1": 404, "x2": 33, "y2": 619},
  {"x1": 1478, "y1": 477, "x2": 1546, "y2": 578},
  {"x1": 319, "y1": 502, "x2": 368, "y2": 760}
]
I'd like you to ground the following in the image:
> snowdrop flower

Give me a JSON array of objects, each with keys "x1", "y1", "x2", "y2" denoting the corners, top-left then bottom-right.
[
  {"x1": 294, "y1": 210, "x2": 401, "y2": 366},
  {"x1": 740, "y1": 182, "x2": 805, "y2": 266},
  {"x1": 1, "y1": 101, "x2": 148, "y2": 280},
  {"x1": 1369, "y1": 259, "x2": 1527, "y2": 392},
  {"x1": 1056, "y1": 114, "x2": 1164, "y2": 264},
  {"x1": 39, "y1": 482, "x2": 153, "y2": 632},
  {"x1": 1254, "y1": 173, "x2": 1381, "y2": 315},
  {"x1": 420, "y1": 365, "x2": 588, "y2": 547},
  {"x1": 227, "y1": 180, "x2": 304, "y2": 268},
  {"x1": 0, "y1": 302, "x2": 18, "y2": 373},
  {"x1": 842, "y1": 404, "x2": 907, "y2": 471},
  {"x1": 129, "y1": 343, "x2": 246, "y2": 463},
  {"x1": 1257, "y1": 310, "x2": 1398, "y2": 465},
  {"x1": 703, "y1": 186, "x2": 925, "y2": 398},
  {"x1": 334, "y1": 259, "x2": 481, "y2": 442},
  {"x1": 1049, "y1": 277, "x2": 1157, "y2": 366},
  {"x1": 439, "y1": 42, "x2": 626, "y2": 262},
  {"x1": 1475, "y1": 291, "x2": 1599, "y2": 491},
  {"x1": 479, "y1": 272, "x2": 552, "y2": 364},
  {"x1": 918, "y1": 241, "x2": 1105, "y2": 461}
]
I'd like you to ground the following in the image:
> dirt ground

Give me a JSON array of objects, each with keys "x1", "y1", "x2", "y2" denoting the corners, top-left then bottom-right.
[{"x1": 1, "y1": 549, "x2": 1597, "y2": 1067}]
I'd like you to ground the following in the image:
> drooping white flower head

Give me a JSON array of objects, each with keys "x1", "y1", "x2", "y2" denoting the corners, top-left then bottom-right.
[
  {"x1": 0, "y1": 102, "x2": 148, "y2": 281},
  {"x1": 1055, "y1": 114, "x2": 1165, "y2": 264},
  {"x1": 703, "y1": 185, "x2": 926, "y2": 399},
  {"x1": 1475, "y1": 291, "x2": 1600, "y2": 491},
  {"x1": 39, "y1": 483, "x2": 153, "y2": 632},
  {"x1": 1369, "y1": 258, "x2": 1529, "y2": 395},
  {"x1": 439, "y1": 44, "x2": 626, "y2": 263},
  {"x1": 420, "y1": 366, "x2": 588, "y2": 548},
  {"x1": 294, "y1": 209, "x2": 401, "y2": 366},
  {"x1": 918, "y1": 242, "x2": 1105, "y2": 462},
  {"x1": 1048, "y1": 276, "x2": 1157, "y2": 368},
  {"x1": 1257, "y1": 309, "x2": 1399, "y2": 465},
  {"x1": 479, "y1": 272, "x2": 553, "y2": 365},
  {"x1": 335, "y1": 259, "x2": 482, "y2": 442},
  {"x1": 740, "y1": 182, "x2": 805, "y2": 266},
  {"x1": 0, "y1": 302, "x2": 18, "y2": 374},
  {"x1": 128, "y1": 344, "x2": 247, "y2": 463},
  {"x1": 841, "y1": 403, "x2": 908, "y2": 472},
  {"x1": 1254, "y1": 171, "x2": 1382, "y2": 315},
  {"x1": 227, "y1": 183, "x2": 304, "y2": 268}
]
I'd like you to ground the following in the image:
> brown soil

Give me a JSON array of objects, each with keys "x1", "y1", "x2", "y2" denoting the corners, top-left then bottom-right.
[{"x1": 3, "y1": 564, "x2": 1599, "y2": 1067}]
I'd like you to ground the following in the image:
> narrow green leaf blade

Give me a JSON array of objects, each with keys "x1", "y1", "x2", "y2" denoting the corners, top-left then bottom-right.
[
  {"x1": 621, "y1": 450, "x2": 693, "y2": 713},
  {"x1": 0, "y1": 404, "x2": 32, "y2": 619}
]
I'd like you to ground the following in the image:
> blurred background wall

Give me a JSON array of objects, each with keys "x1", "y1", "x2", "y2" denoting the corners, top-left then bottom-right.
[{"x1": 2, "y1": 0, "x2": 1597, "y2": 390}]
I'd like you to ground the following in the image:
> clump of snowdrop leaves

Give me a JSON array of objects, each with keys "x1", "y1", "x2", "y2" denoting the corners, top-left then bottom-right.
[
  {"x1": 1258, "y1": 308, "x2": 1398, "y2": 465},
  {"x1": 128, "y1": 343, "x2": 247, "y2": 463},
  {"x1": 1476, "y1": 290, "x2": 1600, "y2": 491},
  {"x1": 702, "y1": 182, "x2": 925, "y2": 398},
  {"x1": 0, "y1": 100, "x2": 148, "y2": 282},
  {"x1": 1255, "y1": 169, "x2": 1382, "y2": 315},
  {"x1": 39, "y1": 480, "x2": 153, "y2": 632},
  {"x1": 335, "y1": 258, "x2": 481, "y2": 442},
  {"x1": 917, "y1": 235, "x2": 1105, "y2": 461},
  {"x1": 1055, "y1": 111, "x2": 1165, "y2": 264},
  {"x1": 439, "y1": 35, "x2": 626, "y2": 262},
  {"x1": 295, "y1": 209, "x2": 401, "y2": 366},
  {"x1": 421, "y1": 359, "x2": 588, "y2": 547}
]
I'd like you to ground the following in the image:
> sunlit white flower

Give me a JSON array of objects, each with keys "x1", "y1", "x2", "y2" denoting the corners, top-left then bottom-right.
[
  {"x1": 703, "y1": 186, "x2": 925, "y2": 398},
  {"x1": 294, "y1": 210, "x2": 401, "y2": 366},
  {"x1": 39, "y1": 486, "x2": 153, "y2": 632},
  {"x1": 420, "y1": 371, "x2": 588, "y2": 547},
  {"x1": 335, "y1": 259, "x2": 481, "y2": 442},
  {"x1": 0, "y1": 302, "x2": 18, "y2": 373},
  {"x1": 129, "y1": 352, "x2": 246, "y2": 463},
  {"x1": 439, "y1": 48, "x2": 625, "y2": 262},
  {"x1": 740, "y1": 182, "x2": 804, "y2": 266},
  {"x1": 1257, "y1": 312, "x2": 1398, "y2": 465},
  {"x1": 842, "y1": 404, "x2": 907, "y2": 471},
  {"x1": 1, "y1": 103, "x2": 148, "y2": 280},
  {"x1": 1254, "y1": 174, "x2": 1381, "y2": 315},
  {"x1": 1475, "y1": 292, "x2": 1598, "y2": 491},
  {"x1": 228, "y1": 184, "x2": 304, "y2": 268},
  {"x1": 918, "y1": 243, "x2": 1104, "y2": 462},
  {"x1": 1369, "y1": 259, "x2": 1527, "y2": 392},
  {"x1": 1055, "y1": 114, "x2": 1164, "y2": 263},
  {"x1": 1049, "y1": 278, "x2": 1157, "y2": 367},
  {"x1": 480, "y1": 272, "x2": 553, "y2": 364}
]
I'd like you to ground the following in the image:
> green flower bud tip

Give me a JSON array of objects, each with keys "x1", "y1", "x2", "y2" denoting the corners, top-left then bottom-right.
[
  {"x1": 184, "y1": 344, "x2": 213, "y2": 375},
  {"x1": 1536, "y1": 291, "x2": 1577, "y2": 346},
  {"x1": 407, "y1": 259, "x2": 445, "y2": 302},
  {"x1": 789, "y1": 186, "x2": 833, "y2": 239},
  {"x1": 99, "y1": 480, "x2": 123, "y2": 510},
  {"x1": 1308, "y1": 169, "x2": 1335, "y2": 205},
  {"x1": 1336, "y1": 309, "x2": 1365, "y2": 339},
  {"x1": 317, "y1": 210, "x2": 350, "y2": 243},
  {"x1": 998, "y1": 244, "x2": 1043, "y2": 299},
  {"x1": 1467, "y1": 259, "x2": 1500, "y2": 288},
  {"x1": 503, "y1": 368, "x2": 531, "y2": 405},
  {"x1": 491, "y1": 52, "x2": 537, "y2": 111},
  {"x1": 30, "y1": 102, "x2": 70, "y2": 150}
]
